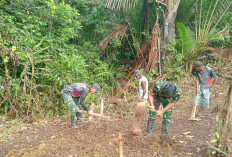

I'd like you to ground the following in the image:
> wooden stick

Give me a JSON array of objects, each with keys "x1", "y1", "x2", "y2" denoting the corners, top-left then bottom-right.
[
  {"x1": 100, "y1": 98, "x2": 104, "y2": 115},
  {"x1": 91, "y1": 112, "x2": 110, "y2": 121},
  {"x1": 147, "y1": 105, "x2": 158, "y2": 113},
  {"x1": 192, "y1": 86, "x2": 200, "y2": 120},
  {"x1": 118, "y1": 133, "x2": 123, "y2": 157},
  {"x1": 208, "y1": 145, "x2": 230, "y2": 156},
  {"x1": 189, "y1": 85, "x2": 202, "y2": 121},
  {"x1": 78, "y1": 109, "x2": 110, "y2": 121},
  {"x1": 89, "y1": 102, "x2": 94, "y2": 121}
]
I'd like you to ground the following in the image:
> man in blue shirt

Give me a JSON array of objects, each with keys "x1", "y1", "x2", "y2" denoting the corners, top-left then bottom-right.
[{"x1": 189, "y1": 61, "x2": 218, "y2": 120}]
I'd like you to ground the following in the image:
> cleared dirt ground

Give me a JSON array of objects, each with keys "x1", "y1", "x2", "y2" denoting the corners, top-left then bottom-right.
[{"x1": 0, "y1": 74, "x2": 230, "y2": 157}]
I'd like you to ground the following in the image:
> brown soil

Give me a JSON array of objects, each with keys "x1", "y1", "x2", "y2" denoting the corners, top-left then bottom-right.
[{"x1": 0, "y1": 75, "x2": 230, "y2": 157}]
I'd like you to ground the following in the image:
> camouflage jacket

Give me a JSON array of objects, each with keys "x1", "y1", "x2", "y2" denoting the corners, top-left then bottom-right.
[
  {"x1": 61, "y1": 83, "x2": 91, "y2": 111},
  {"x1": 152, "y1": 81, "x2": 182, "y2": 103}
]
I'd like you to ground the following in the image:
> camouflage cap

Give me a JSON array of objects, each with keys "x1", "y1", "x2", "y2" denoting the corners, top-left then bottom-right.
[{"x1": 163, "y1": 83, "x2": 176, "y2": 98}]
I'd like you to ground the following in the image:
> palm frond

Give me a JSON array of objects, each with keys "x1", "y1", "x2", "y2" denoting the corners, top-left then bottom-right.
[
  {"x1": 176, "y1": 22, "x2": 195, "y2": 56},
  {"x1": 201, "y1": 27, "x2": 227, "y2": 46},
  {"x1": 197, "y1": 0, "x2": 232, "y2": 43},
  {"x1": 105, "y1": 0, "x2": 139, "y2": 11},
  {"x1": 135, "y1": 39, "x2": 151, "y2": 58},
  {"x1": 146, "y1": 20, "x2": 160, "y2": 75},
  {"x1": 99, "y1": 25, "x2": 128, "y2": 50},
  {"x1": 149, "y1": 73, "x2": 169, "y2": 85},
  {"x1": 127, "y1": 58, "x2": 144, "y2": 77}
]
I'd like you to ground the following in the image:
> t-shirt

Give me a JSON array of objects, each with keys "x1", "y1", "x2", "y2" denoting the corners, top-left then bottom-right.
[
  {"x1": 196, "y1": 66, "x2": 217, "y2": 90},
  {"x1": 139, "y1": 76, "x2": 148, "y2": 99},
  {"x1": 61, "y1": 83, "x2": 90, "y2": 111}
]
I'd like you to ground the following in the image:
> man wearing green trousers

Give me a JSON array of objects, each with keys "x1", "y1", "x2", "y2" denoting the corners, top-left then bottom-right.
[
  {"x1": 61, "y1": 83, "x2": 101, "y2": 128},
  {"x1": 147, "y1": 81, "x2": 181, "y2": 136}
]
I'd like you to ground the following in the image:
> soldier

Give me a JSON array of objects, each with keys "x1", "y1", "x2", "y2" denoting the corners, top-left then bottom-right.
[
  {"x1": 61, "y1": 83, "x2": 100, "y2": 128},
  {"x1": 147, "y1": 81, "x2": 182, "y2": 136}
]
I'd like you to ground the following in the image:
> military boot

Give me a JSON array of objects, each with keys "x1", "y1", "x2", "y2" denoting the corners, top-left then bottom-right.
[
  {"x1": 146, "y1": 119, "x2": 155, "y2": 136},
  {"x1": 70, "y1": 115, "x2": 77, "y2": 128},
  {"x1": 161, "y1": 120, "x2": 171, "y2": 134},
  {"x1": 76, "y1": 112, "x2": 85, "y2": 122}
]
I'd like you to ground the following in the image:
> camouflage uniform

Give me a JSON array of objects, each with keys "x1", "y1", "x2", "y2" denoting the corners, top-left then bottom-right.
[
  {"x1": 147, "y1": 81, "x2": 181, "y2": 135},
  {"x1": 62, "y1": 83, "x2": 91, "y2": 128},
  {"x1": 62, "y1": 93, "x2": 77, "y2": 116}
]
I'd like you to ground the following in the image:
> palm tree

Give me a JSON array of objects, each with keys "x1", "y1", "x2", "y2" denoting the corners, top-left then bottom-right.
[{"x1": 105, "y1": 0, "x2": 181, "y2": 53}]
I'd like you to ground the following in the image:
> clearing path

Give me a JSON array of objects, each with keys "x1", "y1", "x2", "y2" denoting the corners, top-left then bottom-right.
[{"x1": 0, "y1": 76, "x2": 229, "y2": 157}]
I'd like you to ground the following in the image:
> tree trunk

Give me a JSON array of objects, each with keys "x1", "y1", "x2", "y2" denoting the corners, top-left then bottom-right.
[
  {"x1": 130, "y1": 101, "x2": 147, "y2": 136},
  {"x1": 156, "y1": 0, "x2": 181, "y2": 57},
  {"x1": 220, "y1": 85, "x2": 232, "y2": 151},
  {"x1": 141, "y1": 0, "x2": 150, "y2": 42},
  {"x1": 208, "y1": 84, "x2": 232, "y2": 155}
]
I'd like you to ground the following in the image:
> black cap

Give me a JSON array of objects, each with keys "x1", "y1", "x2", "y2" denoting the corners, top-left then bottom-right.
[
  {"x1": 92, "y1": 84, "x2": 101, "y2": 94},
  {"x1": 193, "y1": 61, "x2": 204, "y2": 68},
  {"x1": 163, "y1": 83, "x2": 176, "y2": 98}
]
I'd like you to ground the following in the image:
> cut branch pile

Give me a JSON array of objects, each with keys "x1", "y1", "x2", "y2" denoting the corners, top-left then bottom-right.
[
  {"x1": 127, "y1": 39, "x2": 151, "y2": 77},
  {"x1": 146, "y1": 19, "x2": 161, "y2": 75},
  {"x1": 128, "y1": 18, "x2": 161, "y2": 77}
]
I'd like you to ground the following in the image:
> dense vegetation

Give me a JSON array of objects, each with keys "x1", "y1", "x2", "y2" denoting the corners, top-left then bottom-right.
[{"x1": 0, "y1": 0, "x2": 231, "y2": 119}]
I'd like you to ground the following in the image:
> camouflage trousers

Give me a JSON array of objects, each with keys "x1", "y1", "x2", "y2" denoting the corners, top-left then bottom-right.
[
  {"x1": 149, "y1": 99, "x2": 173, "y2": 122},
  {"x1": 62, "y1": 93, "x2": 82, "y2": 116},
  {"x1": 147, "y1": 99, "x2": 173, "y2": 134}
]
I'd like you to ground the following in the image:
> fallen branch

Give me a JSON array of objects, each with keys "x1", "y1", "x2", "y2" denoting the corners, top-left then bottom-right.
[
  {"x1": 90, "y1": 112, "x2": 110, "y2": 121},
  {"x1": 208, "y1": 145, "x2": 230, "y2": 156},
  {"x1": 78, "y1": 110, "x2": 110, "y2": 121}
]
